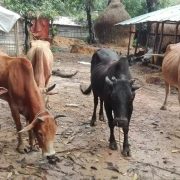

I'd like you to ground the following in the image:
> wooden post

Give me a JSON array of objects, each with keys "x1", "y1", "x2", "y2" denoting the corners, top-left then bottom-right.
[
  {"x1": 146, "y1": 22, "x2": 151, "y2": 49},
  {"x1": 127, "y1": 25, "x2": 132, "y2": 56},
  {"x1": 152, "y1": 22, "x2": 159, "y2": 64},
  {"x1": 14, "y1": 21, "x2": 20, "y2": 56},
  {"x1": 157, "y1": 22, "x2": 164, "y2": 54},
  {"x1": 153, "y1": 22, "x2": 159, "y2": 53},
  {"x1": 175, "y1": 22, "x2": 179, "y2": 43},
  {"x1": 134, "y1": 24, "x2": 142, "y2": 55}
]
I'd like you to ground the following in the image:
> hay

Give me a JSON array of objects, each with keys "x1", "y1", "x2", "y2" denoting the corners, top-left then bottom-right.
[
  {"x1": 53, "y1": 36, "x2": 86, "y2": 48},
  {"x1": 94, "y1": 0, "x2": 131, "y2": 46},
  {"x1": 70, "y1": 44, "x2": 98, "y2": 55}
]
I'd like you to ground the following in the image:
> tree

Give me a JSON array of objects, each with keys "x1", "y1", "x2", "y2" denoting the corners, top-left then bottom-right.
[
  {"x1": 146, "y1": 0, "x2": 159, "y2": 12},
  {"x1": 85, "y1": 0, "x2": 95, "y2": 43},
  {"x1": 4, "y1": 0, "x2": 65, "y2": 19}
]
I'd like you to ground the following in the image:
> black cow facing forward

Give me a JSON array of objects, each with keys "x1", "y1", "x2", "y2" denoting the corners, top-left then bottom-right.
[{"x1": 80, "y1": 48, "x2": 139, "y2": 156}]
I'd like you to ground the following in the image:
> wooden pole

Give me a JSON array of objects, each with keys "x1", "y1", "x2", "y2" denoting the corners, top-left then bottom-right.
[
  {"x1": 146, "y1": 22, "x2": 151, "y2": 49},
  {"x1": 153, "y1": 22, "x2": 159, "y2": 53},
  {"x1": 134, "y1": 24, "x2": 142, "y2": 55},
  {"x1": 14, "y1": 21, "x2": 20, "y2": 56},
  {"x1": 175, "y1": 22, "x2": 179, "y2": 43},
  {"x1": 127, "y1": 25, "x2": 132, "y2": 56},
  {"x1": 157, "y1": 22, "x2": 164, "y2": 54}
]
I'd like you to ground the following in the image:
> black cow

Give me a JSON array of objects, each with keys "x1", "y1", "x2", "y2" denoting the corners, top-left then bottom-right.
[{"x1": 80, "y1": 48, "x2": 139, "y2": 156}]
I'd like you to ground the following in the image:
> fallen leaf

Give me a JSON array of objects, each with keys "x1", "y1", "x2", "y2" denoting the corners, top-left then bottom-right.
[
  {"x1": 132, "y1": 173, "x2": 138, "y2": 180},
  {"x1": 91, "y1": 166, "x2": 97, "y2": 170},
  {"x1": 7, "y1": 172, "x2": 13, "y2": 179},
  {"x1": 172, "y1": 149, "x2": 180, "y2": 153}
]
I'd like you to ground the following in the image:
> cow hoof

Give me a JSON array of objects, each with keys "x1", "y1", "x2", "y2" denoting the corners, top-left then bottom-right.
[
  {"x1": 109, "y1": 142, "x2": 118, "y2": 150},
  {"x1": 30, "y1": 145, "x2": 40, "y2": 152},
  {"x1": 122, "y1": 148, "x2": 131, "y2": 157},
  {"x1": 90, "y1": 121, "x2": 96, "y2": 126},
  {"x1": 160, "y1": 106, "x2": 167, "y2": 110},
  {"x1": 99, "y1": 115, "x2": 105, "y2": 122},
  {"x1": 17, "y1": 144, "x2": 30, "y2": 154}
]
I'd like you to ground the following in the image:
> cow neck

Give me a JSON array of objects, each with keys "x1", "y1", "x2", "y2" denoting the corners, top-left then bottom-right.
[{"x1": 27, "y1": 88, "x2": 46, "y2": 121}]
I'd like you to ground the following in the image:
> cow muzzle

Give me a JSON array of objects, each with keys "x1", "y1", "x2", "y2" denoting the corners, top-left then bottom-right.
[
  {"x1": 42, "y1": 142, "x2": 56, "y2": 157},
  {"x1": 113, "y1": 117, "x2": 128, "y2": 127}
]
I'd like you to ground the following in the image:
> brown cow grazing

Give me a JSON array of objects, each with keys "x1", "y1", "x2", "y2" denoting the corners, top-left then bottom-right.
[
  {"x1": 0, "y1": 54, "x2": 57, "y2": 157},
  {"x1": 161, "y1": 43, "x2": 180, "y2": 110},
  {"x1": 0, "y1": 87, "x2": 8, "y2": 95},
  {"x1": 27, "y1": 40, "x2": 77, "y2": 107}
]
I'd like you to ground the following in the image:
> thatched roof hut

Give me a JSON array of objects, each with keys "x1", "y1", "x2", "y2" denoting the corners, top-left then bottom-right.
[{"x1": 94, "y1": 0, "x2": 131, "y2": 46}]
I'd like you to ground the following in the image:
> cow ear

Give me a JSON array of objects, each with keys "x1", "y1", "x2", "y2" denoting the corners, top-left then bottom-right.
[{"x1": 37, "y1": 116, "x2": 45, "y2": 122}]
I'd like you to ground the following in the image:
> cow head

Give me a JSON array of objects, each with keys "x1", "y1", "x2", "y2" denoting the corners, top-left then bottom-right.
[
  {"x1": 0, "y1": 87, "x2": 8, "y2": 95},
  {"x1": 105, "y1": 76, "x2": 139, "y2": 127},
  {"x1": 19, "y1": 112, "x2": 57, "y2": 157}
]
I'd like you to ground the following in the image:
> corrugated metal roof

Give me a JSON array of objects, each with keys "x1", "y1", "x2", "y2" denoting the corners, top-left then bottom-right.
[
  {"x1": 116, "y1": 4, "x2": 180, "y2": 25},
  {"x1": 53, "y1": 16, "x2": 81, "y2": 27},
  {"x1": 0, "y1": 6, "x2": 20, "y2": 32}
]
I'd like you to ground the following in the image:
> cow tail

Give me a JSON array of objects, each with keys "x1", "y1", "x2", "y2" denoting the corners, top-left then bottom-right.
[{"x1": 80, "y1": 84, "x2": 92, "y2": 95}]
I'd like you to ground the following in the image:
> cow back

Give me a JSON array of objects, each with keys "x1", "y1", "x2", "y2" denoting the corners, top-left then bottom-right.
[
  {"x1": 27, "y1": 40, "x2": 53, "y2": 88},
  {"x1": 91, "y1": 49, "x2": 130, "y2": 98},
  {"x1": 162, "y1": 43, "x2": 180, "y2": 87}
]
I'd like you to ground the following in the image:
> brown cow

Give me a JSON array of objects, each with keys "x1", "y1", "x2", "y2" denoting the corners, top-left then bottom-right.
[
  {"x1": 27, "y1": 40, "x2": 53, "y2": 89},
  {"x1": 161, "y1": 42, "x2": 180, "y2": 110},
  {"x1": 27, "y1": 40, "x2": 56, "y2": 108},
  {"x1": 0, "y1": 54, "x2": 57, "y2": 157}
]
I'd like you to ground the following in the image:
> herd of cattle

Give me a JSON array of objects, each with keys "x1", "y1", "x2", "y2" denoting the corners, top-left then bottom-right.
[{"x1": 0, "y1": 40, "x2": 179, "y2": 161}]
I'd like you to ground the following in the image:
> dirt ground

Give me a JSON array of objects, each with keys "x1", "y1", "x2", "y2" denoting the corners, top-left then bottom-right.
[{"x1": 0, "y1": 46, "x2": 180, "y2": 180}]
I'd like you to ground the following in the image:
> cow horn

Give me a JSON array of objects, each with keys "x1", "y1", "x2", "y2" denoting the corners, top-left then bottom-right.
[
  {"x1": 105, "y1": 76, "x2": 113, "y2": 86},
  {"x1": 111, "y1": 76, "x2": 117, "y2": 82},
  {"x1": 0, "y1": 87, "x2": 8, "y2": 95},
  {"x1": 46, "y1": 84, "x2": 56, "y2": 93},
  {"x1": 18, "y1": 123, "x2": 34, "y2": 133},
  {"x1": 54, "y1": 114, "x2": 66, "y2": 119},
  {"x1": 18, "y1": 116, "x2": 46, "y2": 133}
]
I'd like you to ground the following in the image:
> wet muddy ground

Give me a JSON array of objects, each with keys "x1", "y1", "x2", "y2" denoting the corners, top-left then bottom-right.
[{"x1": 0, "y1": 49, "x2": 180, "y2": 180}]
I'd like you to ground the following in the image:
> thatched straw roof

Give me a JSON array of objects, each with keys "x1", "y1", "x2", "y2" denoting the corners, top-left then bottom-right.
[{"x1": 94, "y1": 0, "x2": 131, "y2": 46}]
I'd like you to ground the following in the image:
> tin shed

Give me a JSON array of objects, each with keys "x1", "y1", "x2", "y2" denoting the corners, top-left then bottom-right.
[{"x1": 0, "y1": 6, "x2": 24, "y2": 56}]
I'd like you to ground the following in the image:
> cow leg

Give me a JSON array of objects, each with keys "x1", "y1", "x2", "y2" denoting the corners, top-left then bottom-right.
[
  {"x1": 122, "y1": 126, "x2": 131, "y2": 156},
  {"x1": 29, "y1": 131, "x2": 39, "y2": 152},
  {"x1": 9, "y1": 103, "x2": 26, "y2": 153},
  {"x1": 160, "y1": 81, "x2": 170, "y2": 110},
  {"x1": 99, "y1": 99, "x2": 105, "y2": 121},
  {"x1": 105, "y1": 103, "x2": 117, "y2": 150},
  {"x1": 90, "y1": 93, "x2": 98, "y2": 126}
]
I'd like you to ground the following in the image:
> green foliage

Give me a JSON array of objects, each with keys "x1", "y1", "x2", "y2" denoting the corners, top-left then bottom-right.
[
  {"x1": 122, "y1": 0, "x2": 180, "y2": 17},
  {"x1": 4, "y1": 0, "x2": 65, "y2": 18}
]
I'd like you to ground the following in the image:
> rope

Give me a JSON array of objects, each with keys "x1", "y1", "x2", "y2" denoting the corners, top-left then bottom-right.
[{"x1": 117, "y1": 122, "x2": 122, "y2": 152}]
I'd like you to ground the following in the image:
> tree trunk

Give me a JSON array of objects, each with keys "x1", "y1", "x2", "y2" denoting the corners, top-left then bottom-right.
[
  {"x1": 24, "y1": 17, "x2": 29, "y2": 53},
  {"x1": 85, "y1": 0, "x2": 95, "y2": 44},
  {"x1": 146, "y1": 0, "x2": 159, "y2": 12}
]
